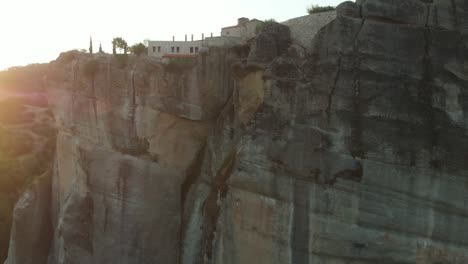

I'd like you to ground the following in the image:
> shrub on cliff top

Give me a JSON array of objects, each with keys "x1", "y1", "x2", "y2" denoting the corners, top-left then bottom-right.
[
  {"x1": 130, "y1": 43, "x2": 147, "y2": 56},
  {"x1": 256, "y1": 18, "x2": 277, "y2": 33},
  {"x1": 307, "y1": 4, "x2": 336, "y2": 14}
]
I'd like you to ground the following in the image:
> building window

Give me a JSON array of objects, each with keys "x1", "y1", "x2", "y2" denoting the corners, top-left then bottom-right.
[
  {"x1": 195, "y1": 47, "x2": 199, "y2": 53},
  {"x1": 227, "y1": 31, "x2": 230, "y2": 35},
  {"x1": 157, "y1": 46, "x2": 161, "y2": 52},
  {"x1": 152, "y1": 46, "x2": 156, "y2": 52},
  {"x1": 176, "y1": 47, "x2": 180, "y2": 53},
  {"x1": 171, "y1": 47, "x2": 175, "y2": 53},
  {"x1": 190, "y1": 47, "x2": 194, "y2": 53}
]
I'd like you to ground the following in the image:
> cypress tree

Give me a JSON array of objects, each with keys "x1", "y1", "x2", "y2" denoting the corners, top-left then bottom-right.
[
  {"x1": 99, "y1": 42, "x2": 103, "y2": 53},
  {"x1": 89, "y1": 37, "x2": 93, "y2": 54}
]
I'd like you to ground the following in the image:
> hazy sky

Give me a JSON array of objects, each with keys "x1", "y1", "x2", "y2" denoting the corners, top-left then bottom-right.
[{"x1": 0, "y1": 0, "x2": 344, "y2": 70}]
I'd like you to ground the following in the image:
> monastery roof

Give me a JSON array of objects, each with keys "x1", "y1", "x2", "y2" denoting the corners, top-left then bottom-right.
[
  {"x1": 221, "y1": 19, "x2": 261, "y2": 30},
  {"x1": 222, "y1": 25, "x2": 241, "y2": 30}
]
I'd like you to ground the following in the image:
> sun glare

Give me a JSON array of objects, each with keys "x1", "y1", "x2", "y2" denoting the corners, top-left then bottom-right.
[{"x1": 0, "y1": 0, "x2": 344, "y2": 71}]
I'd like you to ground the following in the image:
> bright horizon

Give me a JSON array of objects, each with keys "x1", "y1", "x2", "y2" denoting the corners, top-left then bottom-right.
[{"x1": 0, "y1": 0, "x2": 344, "y2": 71}]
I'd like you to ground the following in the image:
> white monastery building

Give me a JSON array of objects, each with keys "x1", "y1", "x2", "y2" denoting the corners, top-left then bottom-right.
[
  {"x1": 148, "y1": 18, "x2": 262, "y2": 59},
  {"x1": 221, "y1": 17, "x2": 262, "y2": 41},
  {"x1": 148, "y1": 35, "x2": 202, "y2": 59}
]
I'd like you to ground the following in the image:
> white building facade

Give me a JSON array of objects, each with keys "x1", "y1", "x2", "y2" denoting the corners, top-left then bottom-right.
[
  {"x1": 148, "y1": 39, "x2": 202, "y2": 58},
  {"x1": 147, "y1": 18, "x2": 262, "y2": 58}
]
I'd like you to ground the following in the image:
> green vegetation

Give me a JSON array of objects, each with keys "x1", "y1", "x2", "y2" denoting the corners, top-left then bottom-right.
[
  {"x1": 112, "y1": 37, "x2": 128, "y2": 54},
  {"x1": 0, "y1": 102, "x2": 55, "y2": 193},
  {"x1": 0, "y1": 126, "x2": 53, "y2": 258},
  {"x1": 129, "y1": 42, "x2": 147, "y2": 56},
  {"x1": 307, "y1": 4, "x2": 336, "y2": 14},
  {"x1": 0, "y1": 130, "x2": 54, "y2": 261},
  {"x1": 256, "y1": 18, "x2": 277, "y2": 33},
  {"x1": 0, "y1": 96, "x2": 56, "y2": 263}
]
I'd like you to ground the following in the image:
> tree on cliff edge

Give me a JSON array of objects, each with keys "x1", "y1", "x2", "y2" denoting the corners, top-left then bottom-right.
[
  {"x1": 129, "y1": 43, "x2": 147, "y2": 56},
  {"x1": 112, "y1": 37, "x2": 128, "y2": 54},
  {"x1": 89, "y1": 37, "x2": 93, "y2": 54}
]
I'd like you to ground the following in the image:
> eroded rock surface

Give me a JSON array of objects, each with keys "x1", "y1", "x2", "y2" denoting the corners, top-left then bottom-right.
[
  {"x1": 182, "y1": 1, "x2": 468, "y2": 263},
  {"x1": 5, "y1": 171, "x2": 53, "y2": 264},
  {"x1": 43, "y1": 49, "x2": 243, "y2": 264},
  {"x1": 3, "y1": 1, "x2": 468, "y2": 263}
]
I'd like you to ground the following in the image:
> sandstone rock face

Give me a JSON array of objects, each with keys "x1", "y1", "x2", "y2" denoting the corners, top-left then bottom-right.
[
  {"x1": 42, "y1": 50, "x2": 241, "y2": 264},
  {"x1": 4, "y1": 1, "x2": 468, "y2": 263},
  {"x1": 182, "y1": 0, "x2": 468, "y2": 263}
]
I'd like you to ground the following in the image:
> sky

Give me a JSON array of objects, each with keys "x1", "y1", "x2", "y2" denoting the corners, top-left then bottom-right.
[{"x1": 0, "y1": 0, "x2": 344, "y2": 70}]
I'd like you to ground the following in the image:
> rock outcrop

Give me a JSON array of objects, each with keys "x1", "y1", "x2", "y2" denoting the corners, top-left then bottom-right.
[
  {"x1": 3, "y1": 0, "x2": 468, "y2": 263},
  {"x1": 5, "y1": 171, "x2": 53, "y2": 264}
]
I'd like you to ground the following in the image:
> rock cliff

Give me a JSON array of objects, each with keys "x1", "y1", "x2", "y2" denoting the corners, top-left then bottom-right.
[
  {"x1": 36, "y1": 48, "x2": 239, "y2": 264},
  {"x1": 2, "y1": 0, "x2": 468, "y2": 263}
]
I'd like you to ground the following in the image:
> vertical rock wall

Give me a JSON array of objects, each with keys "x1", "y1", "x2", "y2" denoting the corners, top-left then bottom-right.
[
  {"x1": 41, "y1": 49, "x2": 241, "y2": 264},
  {"x1": 4, "y1": 1, "x2": 468, "y2": 263},
  {"x1": 182, "y1": 1, "x2": 468, "y2": 263}
]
